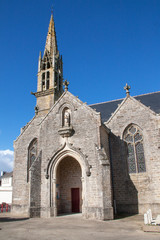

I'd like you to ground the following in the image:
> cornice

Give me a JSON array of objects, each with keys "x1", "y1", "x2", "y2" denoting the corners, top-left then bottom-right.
[{"x1": 31, "y1": 88, "x2": 54, "y2": 98}]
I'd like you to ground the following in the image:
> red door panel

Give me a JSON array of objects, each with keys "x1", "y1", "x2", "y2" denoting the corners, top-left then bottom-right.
[{"x1": 71, "y1": 188, "x2": 80, "y2": 213}]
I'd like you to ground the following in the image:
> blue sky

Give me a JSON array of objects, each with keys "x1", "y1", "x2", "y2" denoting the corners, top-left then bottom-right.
[{"x1": 0, "y1": 0, "x2": 160, "y2": 171}]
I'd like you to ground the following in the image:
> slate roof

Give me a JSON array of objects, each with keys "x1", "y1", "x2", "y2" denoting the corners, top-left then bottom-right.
[
  {"x1": 90, "y1": 91, "x2": 160, "y2": 123},
  {"x1": 0, "y1": 171, "x2": 13, "y2": 179}
]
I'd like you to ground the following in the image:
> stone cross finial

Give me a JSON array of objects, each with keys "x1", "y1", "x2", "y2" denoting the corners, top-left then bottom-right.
[
  {"x1": 63, "y1": 79, "x2": 69, "y2": 91},
  {"x1": 124, "y1": 83, "x2": 131, "y2": 97}
]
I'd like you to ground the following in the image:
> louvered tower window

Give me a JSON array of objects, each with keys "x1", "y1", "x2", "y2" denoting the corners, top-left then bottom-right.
[
  {"x1": 41, "y1": 51, "x2": 51, "y2": 91},
  {"x1": 123, "y1": 124, "x2": 146, "y2": 173}
]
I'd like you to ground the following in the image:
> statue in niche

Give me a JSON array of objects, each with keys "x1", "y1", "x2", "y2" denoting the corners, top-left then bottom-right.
[{"x1": 64, "y1": 110, "x2": 70, "y2": 127}]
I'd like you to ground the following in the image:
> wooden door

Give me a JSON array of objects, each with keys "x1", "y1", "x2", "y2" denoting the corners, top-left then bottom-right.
[{"x1": 71, "y1": 188, "x2": 80, "y2": 213}]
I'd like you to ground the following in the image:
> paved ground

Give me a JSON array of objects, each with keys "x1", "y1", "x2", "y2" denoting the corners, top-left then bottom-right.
[{"x1": 0, "y1": 213, "x2": 160, "y2": 240}]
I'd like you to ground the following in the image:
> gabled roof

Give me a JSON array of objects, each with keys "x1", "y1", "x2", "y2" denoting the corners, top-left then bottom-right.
[
  {"x1": 90, "y1": 91, "x2": 160, "y2": 123},
  {"x1": 90, "y1": 99, "x2": 123, "y2": 123},
  {"x1": 39, "y1": 90, "x2": 101, "y2": 126},
  {"x1": 0, "y1": 171, "x2": 13, "y2": 179}
]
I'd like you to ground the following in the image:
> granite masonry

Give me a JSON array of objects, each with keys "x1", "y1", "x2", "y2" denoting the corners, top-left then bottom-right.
[{"x1": 12, "y1": 14, "x2": 160, "y2": 220}]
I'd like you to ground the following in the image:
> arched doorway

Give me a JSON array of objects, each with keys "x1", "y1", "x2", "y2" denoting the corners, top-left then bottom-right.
[{"x1": 55, "y1": 156, "x2": 82, "y2": 214}]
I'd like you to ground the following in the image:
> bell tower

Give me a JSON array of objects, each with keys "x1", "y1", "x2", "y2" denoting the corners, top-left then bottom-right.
[{"x1": 32, "y1": 14, "x2": 63, "y2": 116}]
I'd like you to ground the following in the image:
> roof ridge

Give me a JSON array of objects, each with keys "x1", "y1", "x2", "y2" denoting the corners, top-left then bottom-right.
[
  {"x1": 89, "y1": 97, "x2": 123, "y2": 106},
  {"x1": 134, "y1": 90, "x2": 160, "y2": 98},
  {"x1": 90, "y1": 91, "x2": 160, "y2": 106}
]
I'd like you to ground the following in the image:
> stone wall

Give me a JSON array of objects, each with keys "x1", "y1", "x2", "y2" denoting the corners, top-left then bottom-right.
[
  {"x1": 106, "y1": 96, "x2": 160, "y2": 216},
  {"x1": 29, "y1": 151, "x2": 42, "y2": 217},
  {"x1": 13, "y1": 91, "x2": 113, "y2": 220},
  {"x1": 12, "y1": 116, "x2": 43, "y2": 215},
  {"x1": 39, "y1": 92, "x2": 113, "y2": 220}
]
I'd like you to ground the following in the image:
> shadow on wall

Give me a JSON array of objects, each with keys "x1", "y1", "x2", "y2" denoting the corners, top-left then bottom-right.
[{"x1": 109, "y1": 132, "x2": 138, "y2": 216}]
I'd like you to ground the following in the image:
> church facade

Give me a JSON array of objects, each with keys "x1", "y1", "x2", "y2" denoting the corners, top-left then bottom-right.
[{"x1": 12, "y1": 15, "x2": 160, "y2": 220}]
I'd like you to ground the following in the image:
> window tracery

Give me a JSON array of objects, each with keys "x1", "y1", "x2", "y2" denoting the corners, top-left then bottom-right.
[
  {"x1": 41, "y1": 51, "x2": 51, "y2": 91},
  {"x1": 123, "y1": 124, "x2": 146, "y2": 173}
]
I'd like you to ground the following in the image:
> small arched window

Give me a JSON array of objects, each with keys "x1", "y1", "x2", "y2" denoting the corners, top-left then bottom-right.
[
  {"x1": 42, "y1": 63, "x2": 46, "y2": 70},
  {"x1": 46, "y1": 80, "x2": 49, "y2": 89},
  {"x1": 47, "y1": 71, "x2": 50, "y2": 79},
  {"x1": 27, "y1": 138, "x2": 37, "y2": 182},
  {"x1": 47, "y1": 62, "x2": 50, "y2": 69},
  {"x1": 123, "y1": 124, "x2": 146, "y2": 174},
  {"x1": 42, "y1": 73, "x2": 45, "y2": 91},
  {"x1": 42, "y1": 72, "x2": 45, "y2": 80}
]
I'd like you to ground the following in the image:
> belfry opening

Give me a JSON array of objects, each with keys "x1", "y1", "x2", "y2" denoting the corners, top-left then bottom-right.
[{"x1": 55, "y1": 156, "x2": 82, "y2": 215}]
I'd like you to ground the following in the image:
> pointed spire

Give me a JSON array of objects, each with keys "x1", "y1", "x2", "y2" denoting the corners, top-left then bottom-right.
[{"x1": 44, "y1": 14, "x2": 58, "y2": 56}]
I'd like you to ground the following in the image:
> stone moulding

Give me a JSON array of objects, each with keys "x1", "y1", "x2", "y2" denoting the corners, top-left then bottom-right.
[
  {"x1": 31, "y1": 88, "x2": 54, "y2": 98},
  {"x1": 45, "y1": 141, "x2": 92, "y2": 179},
  {"x1": 58, "y1": 126, "x2": 73, "y2": 137}
]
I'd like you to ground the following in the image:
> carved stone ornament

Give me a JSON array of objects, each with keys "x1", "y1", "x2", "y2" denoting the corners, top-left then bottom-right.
[
  {"x1": 97, "y1": 147, "x2": 110, "y2": 166},
  {"x1": 86, "y1": 165, "x2": 92, "y2": 176},
  {"x1": 58, "y1": 126, "x2": 73, "y2": 138},
  {"x1": 34, "y1": 105, "x2": 39, "y2": 115},
  {"x1": 46, "y1": 142, "x2": 92, "y2": 179},
  {"x1": 45, "y1": 174, "x2": 49, "y2": 179}
]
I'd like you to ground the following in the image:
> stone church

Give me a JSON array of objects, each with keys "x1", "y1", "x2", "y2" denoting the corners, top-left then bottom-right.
[{"x1": 12, "y1": 14, "x2": 160, "y2": 220}]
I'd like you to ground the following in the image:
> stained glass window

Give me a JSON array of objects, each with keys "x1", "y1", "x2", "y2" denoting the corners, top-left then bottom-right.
[{"x1": 123, "y1": 124, "x2": 146, "y2": 173}]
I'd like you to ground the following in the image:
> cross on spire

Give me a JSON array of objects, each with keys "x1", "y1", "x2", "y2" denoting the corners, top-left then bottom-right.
[
  {"x1": 63, "y1": 80, "x2": 69, "y2": 91},
  {"x1": 124, "y1": 83, "x2": 131, "y2": 97}
]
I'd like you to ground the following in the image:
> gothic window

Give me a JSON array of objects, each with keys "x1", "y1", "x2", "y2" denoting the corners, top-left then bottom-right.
[
  {"x1": 45, "y1": 72, "x2": 50, "y2": 89},
  {"x1": 59, "y1": 76, "x2": 61, "y2": 90},
  {"x1": 47, "y1": 62, "x2": 50, "y2": 69},
  {"x1": 42, "y1": 63, "x2": 46, "y2": 70},
  {"x1": 42, "y1": 72, "x2": 45, "y2": 80},
  {"x1": 42, "y1": 79, "x2": 45, "y2": 90},
  {"x1": 42, "y1": 72, "x2": 45, "y2": 91},
  {"x1": 123, "y1": 124, "x2": 146, "y2": 174},
  {"x1": 47, "y1": 71, "x2": 50, "y2": 79},
  {"x1": 46, "y1": 80, "x2": 49, "y2": 89},
  {"x1": 27, "y1": 139, "x2": 37, "y2": 182}
]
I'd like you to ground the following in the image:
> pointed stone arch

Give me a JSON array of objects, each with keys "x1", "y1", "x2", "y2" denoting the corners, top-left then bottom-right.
[
  {"x1": 54, "y1": 156, "x2": 82, "y2": 214},
  {"x1": 45, "y1": 142, "x2": 91, "y2": 217},
  {"x1": 46, "y1": 142, "x2": 91, "y2": 179}
]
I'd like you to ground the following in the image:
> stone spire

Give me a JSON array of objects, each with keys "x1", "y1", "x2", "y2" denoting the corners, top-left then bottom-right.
[
  {"x1": 44, "y1": 14, "x2": 58, "y2": 56},
  {"x1": 32, "y1": 14, "x2": 64, "y2": 116}
]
